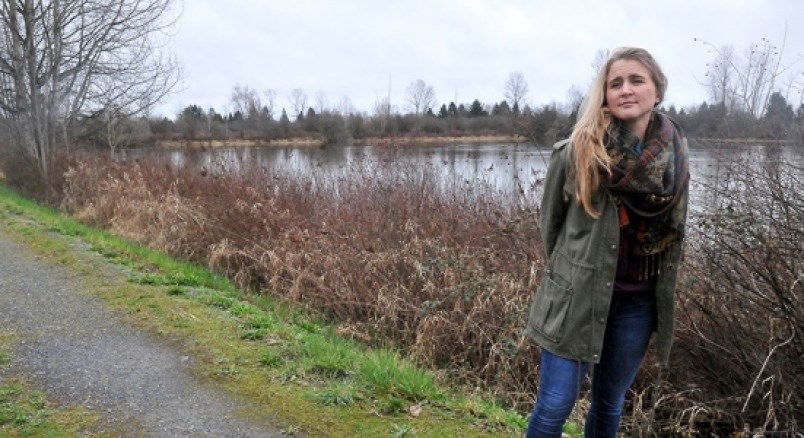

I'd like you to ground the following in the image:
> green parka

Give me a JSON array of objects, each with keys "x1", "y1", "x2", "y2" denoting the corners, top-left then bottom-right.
[{"x1": 524, "y1": 138, "x2": 688, "y2": 366}]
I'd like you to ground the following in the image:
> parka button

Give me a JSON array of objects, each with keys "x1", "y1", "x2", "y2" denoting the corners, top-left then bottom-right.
[
  {"x1": 598, "y1": 318, "x2": 605, "y2": 323},
  {"x1": 605, "y1": 282, "x2": 611, "y2": 287},
  {"x1": 610, "y1": 244, "x2": 616, "y2": 250},
  {"x1": 593, "y1": 354, "x2": 599, "y2": 359}
]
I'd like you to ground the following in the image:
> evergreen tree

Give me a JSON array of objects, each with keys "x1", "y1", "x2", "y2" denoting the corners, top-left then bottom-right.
[
  {"x1": 279, "y1": 108, "x2": 290, "y2": 127},
  {"x1": 764, "y1": 92, "x2": 794, "y2": 122},
  {"x1": 493, "y1": 100, "x2": 511, "y2": 116},
  {"x1": 261, "y1": 106, "x2": 273, "y2": 121},
  {"x1": 448, "y1": 102, "x2": 458, "y2": 117},
  {"x1": 208, "y1": 107, "x2": 224, "y2": 123},
  {"x1": 665, "y1": 105, "x2": 678, "y2": 118},
  {"x1": 468, "y1": 99, "x2": 486, "y2": 117},
  {"x1": 763, "y1": 92, "x2": 795, "y2": 139},
  {"x1": 181, "y1": 104, "x2": 205, "y2": 121},
  {"x1": 438, "y1": 104, "x2": 448, "y2": 118}
]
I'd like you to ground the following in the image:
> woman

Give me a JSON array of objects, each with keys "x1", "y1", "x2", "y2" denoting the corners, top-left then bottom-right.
[{"x1": 524, "y1": 47, "x2": 689, "y2": 437}]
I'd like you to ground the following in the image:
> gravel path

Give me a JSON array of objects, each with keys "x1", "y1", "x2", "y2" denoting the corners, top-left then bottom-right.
[{"x1": 0, "y1": 227, "x2": 283, "y2": 437}]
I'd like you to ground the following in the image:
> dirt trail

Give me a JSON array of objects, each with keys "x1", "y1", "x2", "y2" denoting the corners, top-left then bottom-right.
[{"x1": 0, "y1": 226, "x2": 282, "y2": 437}]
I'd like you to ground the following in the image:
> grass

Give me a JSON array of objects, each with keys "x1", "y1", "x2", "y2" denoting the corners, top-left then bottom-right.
[
  {"x1": 312, "y1": 383, "x2": 363, "y2": 407},
  {"x1": 0, "y1": 382, "x2": 58, "y2": 436},
  {"x1": 0, "y1": 334, "x2": 107, "y2": 437},
  {"x1": 55, "y1": 150, "x2": 545, "y2": 412},
  {"x1": 0, "y1": 183, "x2": 529, "y2": 437}
]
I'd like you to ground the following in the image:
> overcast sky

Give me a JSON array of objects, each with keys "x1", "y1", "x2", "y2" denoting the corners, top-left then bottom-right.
[{"x1": 153, "y1": 0, "x2": 804, "y2": 118}]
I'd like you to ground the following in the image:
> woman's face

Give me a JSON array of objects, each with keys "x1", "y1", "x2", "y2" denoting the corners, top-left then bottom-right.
[{"x1": 605, "y1": 59, "x2": 658, "y2": 136}]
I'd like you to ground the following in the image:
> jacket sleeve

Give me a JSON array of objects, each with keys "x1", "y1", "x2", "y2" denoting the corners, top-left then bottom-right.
[{"x1": 540, "y1": 141, "x2": 570, "y2": 260}]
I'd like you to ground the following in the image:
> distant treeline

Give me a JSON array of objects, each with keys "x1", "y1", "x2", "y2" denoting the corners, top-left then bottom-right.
[{"x1": 73, "y1": 91, "x2": 804, "y2": 151}]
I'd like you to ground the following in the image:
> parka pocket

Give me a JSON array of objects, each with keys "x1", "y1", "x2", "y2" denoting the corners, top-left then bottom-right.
[{"x1": 529, "y1": 266, "x2": 574, "y2": 343}]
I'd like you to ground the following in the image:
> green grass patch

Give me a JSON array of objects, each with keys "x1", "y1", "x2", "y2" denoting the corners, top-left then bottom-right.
[
  {"x1": 460, "y1": 398, "x2": 529, "y2": 430},
  {"x1": 0, "y1": 333, "x2": 104, "y2": 437},
  {"x1": 564, "y1": 421, "x2": 584, "y2": 437},
  {"x1": 391, "y1": 423, "x2": 415, "y2": 438},
  {"x1": 299, "y1": 332, "x2": 359, "y2": 379},
  {"x1": 0, "y1": 183, "x2": 529, "y2": 437},
  {"x1": 360, "y1": 350, "x2": 442, "y2": 402},
  {"x1": 0, "y1": 382, "x2": 56, "y2": 435},
  {"x1": 258, "y1": 349, "x2": 284, "y2": 368},
  {"x1": 166, "y1": 285, "x2": 186, "y2": 296},
  {"x1": 312, "y1": 383, "x2": 363, "y2": 407}
]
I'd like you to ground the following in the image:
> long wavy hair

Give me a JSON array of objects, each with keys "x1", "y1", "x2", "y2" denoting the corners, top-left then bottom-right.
[{"x1": 570, "y1": 47, "x2": 667, "y2": 217}]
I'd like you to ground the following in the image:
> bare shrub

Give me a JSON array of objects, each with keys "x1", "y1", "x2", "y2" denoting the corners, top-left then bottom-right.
[
  {"x1": 62, "y1": 154, "x2": 214, "y2": 261},
  {"x1": 627, "y1": 146, "x2": 803, "y2": 433},
  {"x1": 55, "y1": 143, "x2": 803, "y2": 433},
  {"x1": 58, "y1": 150, "x2": 548, "y2": 412}
]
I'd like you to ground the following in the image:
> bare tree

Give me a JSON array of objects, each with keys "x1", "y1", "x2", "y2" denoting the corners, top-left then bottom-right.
[
  {"x1": 405, "y1": 79, "x2": 436, "y2": 115},
  {"x1": 338, "y1": 95, "x2": 354, "y2": 116},
  {"x1": 565, "y1": 85, "x2": 584, "y2": 114},
  {"x1": 288, "y1": 88, "x2": 307, "y2": 119},
  {"x1": 0, "y1": 0, "x2": 179, "y2": 188},
  {"x1": 103, "y1": 105, "x2": 133, "y2": 157},
  {"x1": 697, "y1": 31, "x2": 802, "y2": 118},
  {"x1": 263, "y1": 89, "x2": 277, "y2": 120},
  {"x1": 230, "y1": 85, "x2": 262, "y2": 119},
  {"x1": 503, "y1": 72, "x2": 529, "y2": 112},
  {"x1": 703, "y1": 45, "x2": 738, "y2": 113},
  {"x1": 373, "y1": 95, "x2": 391, "y2": 132},
  {"x1": 315, "y1": 90, "x2": 328, "y2": 114},
  {"x1": 103, "y1": 110, "x2": 151, "y2": 156},
  {"x1": 590, "y1": 49, "x2": 610, "y2": 76}
]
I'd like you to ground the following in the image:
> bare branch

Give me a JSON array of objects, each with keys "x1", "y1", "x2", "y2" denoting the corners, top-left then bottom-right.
[
  {"x1": 405, "y1": 79, "x2": 436, "y2": 116},
  {"x1": 503, "y1": 72, "x2": 528, "y2": 112},
  {"x1": 0, "y1": 0, "x2": 180, "y2": 187}
]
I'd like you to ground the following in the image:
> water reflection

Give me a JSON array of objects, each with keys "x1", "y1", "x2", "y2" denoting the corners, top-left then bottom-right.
[{"x1": 123, "y1": 142, "x2": 803, "y2": 209}]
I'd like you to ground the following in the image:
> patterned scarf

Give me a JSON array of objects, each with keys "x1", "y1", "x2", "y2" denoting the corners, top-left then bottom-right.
[{"x1": 604, "y1": 112, "x2": 689, "y2": 278}]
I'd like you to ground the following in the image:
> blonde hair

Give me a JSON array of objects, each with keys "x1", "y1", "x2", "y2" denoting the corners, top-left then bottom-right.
[{"x1": 570, "y1": 47, "x2": 667, "y2": 217}]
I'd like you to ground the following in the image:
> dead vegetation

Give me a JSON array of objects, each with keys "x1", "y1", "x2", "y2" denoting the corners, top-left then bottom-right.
[{"x1": 47, "y1": 144, "x2": 804, "y2": 434}]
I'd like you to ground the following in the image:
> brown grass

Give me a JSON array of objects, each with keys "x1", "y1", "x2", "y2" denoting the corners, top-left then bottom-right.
[
  {"x1": 51, "y1": 145, "x2": 803, "y2": 434},
  {"x1": 58, "y1": 150, "x2": 545, "y2": 404}
]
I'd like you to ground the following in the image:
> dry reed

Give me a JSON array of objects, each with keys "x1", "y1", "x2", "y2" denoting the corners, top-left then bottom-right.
[{"x1": 54, "y1": 146, "x2": 802, "y2": 433}]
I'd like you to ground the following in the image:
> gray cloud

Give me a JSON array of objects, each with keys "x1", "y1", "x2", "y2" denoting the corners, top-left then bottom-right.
[{"x1": 155, "y1": 0, "x2": 804, "y2": 117}]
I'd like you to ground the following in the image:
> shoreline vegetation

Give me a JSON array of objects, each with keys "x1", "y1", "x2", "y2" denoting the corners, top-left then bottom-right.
[
  {"x1": 157, "y1": 133, "x2": 530, "y2": 149},
  {"x1": 0, "y1": 139, "x2": 799, "y2": 435},
  {"x1": 38, "y1": 144, "x2": 799, "y2": 435},
  {"x1": 154, "y1": 133, "x2": 798, "y2": 151}
]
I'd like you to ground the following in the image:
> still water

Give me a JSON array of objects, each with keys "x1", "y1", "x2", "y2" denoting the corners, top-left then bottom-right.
[{"x1": 123, "y1": 141, "x2": 803, "y2": 211}]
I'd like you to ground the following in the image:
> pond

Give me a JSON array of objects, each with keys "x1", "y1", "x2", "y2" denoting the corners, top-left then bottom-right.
[{"x1": 122, "y1": 141, "x2": 804, "y2": 212}]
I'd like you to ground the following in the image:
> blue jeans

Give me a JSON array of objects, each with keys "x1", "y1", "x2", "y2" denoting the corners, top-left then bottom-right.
[{"x1": 526, "y1": 292, "x2": 656, "y2": 438}]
